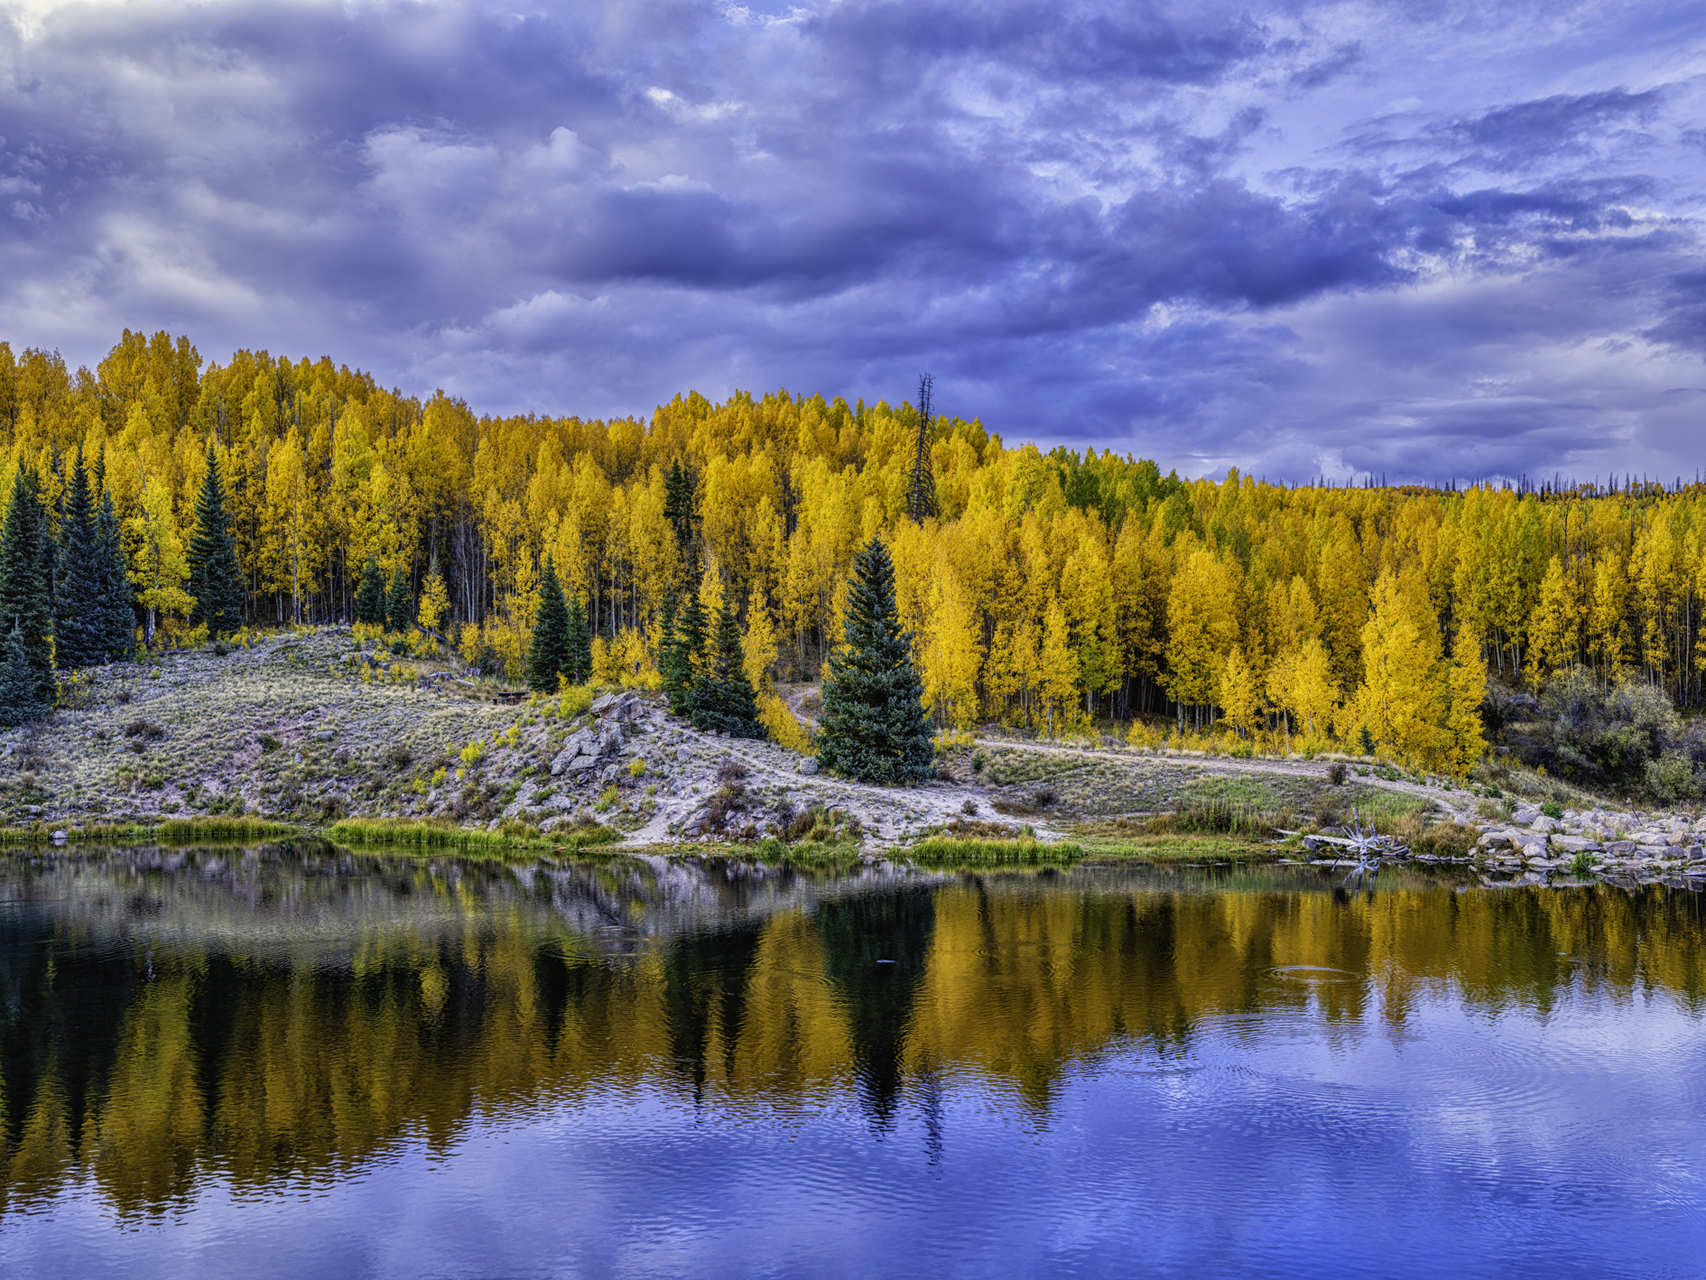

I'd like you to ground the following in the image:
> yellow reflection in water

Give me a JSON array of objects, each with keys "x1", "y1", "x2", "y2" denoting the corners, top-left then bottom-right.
[{"x1": 2, "y1": 862, "x2": 1703, "y2": 1219}]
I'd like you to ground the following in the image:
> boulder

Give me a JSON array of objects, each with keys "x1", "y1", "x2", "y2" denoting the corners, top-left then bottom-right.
[
  {"x1": 590, "y1": 693, "x2": 617, "y2": 716},
  {"x1": 1606, "y1": 840, "x2": 1636, "y2": 857},
  {"x1": 598, "y1": 727, "x2": 625, "y2": 756},
  {"x1": 549, "y1": 730, "x2": 596, "y2": 775},
  {"x1": 797, "y1": 758, "x2": 819, "y2": 776},
  {"x1": 567, "y1": 754, "x2": 598, "y2": 773},
  {"x1": 1530, "y1": 816, "x2": 1561, "y2": 834}
]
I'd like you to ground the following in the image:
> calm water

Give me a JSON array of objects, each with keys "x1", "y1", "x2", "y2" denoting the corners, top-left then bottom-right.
[{"x1": 1, "y1": 845, "x2": 1704, "y2": 1278}]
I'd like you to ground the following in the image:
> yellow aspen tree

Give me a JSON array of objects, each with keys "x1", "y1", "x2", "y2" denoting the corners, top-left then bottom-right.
[
  {"x1": 1446, "y1": 626, "x2": 1489, "y2": 775},
  {"x1": 922, "y1": 573, "x2": 983, "y2": 730},
  {"x1": 1164, "y1": 546, "x2": 1237, "y2": 726},
  {"x1": 1589, "y1": 557, "x2": 1632, "y2": 682},
  {"x1": 1216, "y1": 644, "x2": 1260, "y2": 738},
  {"x1": 418, "y1": 561, "x2": 451, "y2": 634},
  {"x1": 1353, "y1": 569, "x2": 1443, "y2": 767},
  {"x1": 1316, "y1": 519, "x2": 1369, "y2": 690},
  {"x1": 1037, "y1": 596, "x2": 1079, "y2": 736},
  {"x1": 126, "y1": 474, "x2": 192, "y2": 646},
  {"x1": 742, "y1": 587, "x2": 779, "y2": 693},
  {"x1": 1290, "y1": 638, "x2": 1339, "y2": 742},
  {"x1": 1265, "y1": 647, "x2": 1298, "y2": 748},
  {"x1": 1526, "y1": 555, "x2": 1579, "y2": 683}
]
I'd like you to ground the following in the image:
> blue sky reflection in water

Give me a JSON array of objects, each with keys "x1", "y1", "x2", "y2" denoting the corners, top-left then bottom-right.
[{"x1": 0, "y1": 850, "x2": 1703, "y2": 1277}]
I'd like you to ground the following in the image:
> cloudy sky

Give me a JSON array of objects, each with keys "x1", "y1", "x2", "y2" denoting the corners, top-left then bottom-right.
[{"x1": 0, "y1": 0, "x2": 1703, "y2": 482}]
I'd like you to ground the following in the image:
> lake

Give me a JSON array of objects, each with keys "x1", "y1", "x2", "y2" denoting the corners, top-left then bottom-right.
[{"x1": 1, "y1": 844, "x2": 1703, "y2": 1278}]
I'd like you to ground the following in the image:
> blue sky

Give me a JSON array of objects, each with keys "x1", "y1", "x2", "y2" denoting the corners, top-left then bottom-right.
[{"x1": 0, "y1": 0, "x2": 1703, "y2": 483}]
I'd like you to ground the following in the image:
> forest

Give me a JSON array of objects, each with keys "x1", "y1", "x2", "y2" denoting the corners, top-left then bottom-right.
[{"x1": 1, "y1": 329, "x2": 1704, "y2": 774}]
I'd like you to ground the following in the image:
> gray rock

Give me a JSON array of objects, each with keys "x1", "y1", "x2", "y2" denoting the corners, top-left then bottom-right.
[
  {"x1": 567, "y1": 754, "x2": 598, "y2": 773},
  {"x1": 50, "y1": 829, "x2": 66, "y2": 844},
  {"x1": 1606, "y1": 840, "x2": 1637, "y2": 857},
  {"x1": 1530, "y1": 816, "x2": 1561, "y2": 834},
  {"x1": 796, "y1": 758, "x2": 819, "y2": 775},
  {"x1": 1553, "y1": 835, "x2": 1601, "y2": 853},
  {"x1": 599, "y1": 727, "x2": 625, "y2": 756},
  {"x1": 600, "y1": 763, "x2": 622, "y2": 784},
  {"x1": 590, "y1": 693, "x2": 617, "y2": 715},
  {"x1": 550, "y1": 730, "x2": 595, "y2": 775}
]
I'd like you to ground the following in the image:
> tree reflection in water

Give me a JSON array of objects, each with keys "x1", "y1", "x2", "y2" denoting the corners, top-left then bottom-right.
[{"x1": 0, "y1": 843, "x2": 1703, "y2": 1220}]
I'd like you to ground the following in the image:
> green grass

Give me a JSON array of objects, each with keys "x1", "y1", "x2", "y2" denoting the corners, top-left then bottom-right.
[
  {"x1": 1072, "y1": 827, "x2": 1279, "y2": 862},
  {"x1": 324, "y1": 815, "x2": 621, "y2": 853},
  {"x1": 0, "y1": 816, "x2": 303, "y2": 844},
  {"x1": 906, "y1": 835, "x2": 1084, "y2": 866}
]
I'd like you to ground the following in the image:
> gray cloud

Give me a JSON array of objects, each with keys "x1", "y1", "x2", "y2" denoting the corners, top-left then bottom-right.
[{"x1": 0, "y1": 0, "x2": 1701, "y2": 483}]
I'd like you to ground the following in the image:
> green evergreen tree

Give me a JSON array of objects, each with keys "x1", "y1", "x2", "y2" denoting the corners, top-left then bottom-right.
[
  {"x1": 656, "y1": 591, "x2": 680, "y2": 700},
  {"x1": 687, "y1": 604, "x2": 765, "y2": 738},
  {"x1": 0, "y1": 469, "x2": 54, "y2": 705},
  {"x1": 354, "y1": 555, "x2": 386, "y2": 626},
  {"x1": 562, "y1": 591, "x2": 592, "y2": 684},
  {"x1": 527, "y1": 558, "x2": 568, "y2": 693},
  {"x1": 662, "y1": 589, "x2": 707, "y2": 716},
  {"x1": 53, "y1": 451, "x2": 106, "y2": 669},
  {"x1": 0, "y1": 621, "x2": 46, "y2": 727},
  {"x1": 817, "y1": 537, "x2": 933, "y2": 784},
  {"x1": 663, "y1": 459, "x2": 696, "y2": 557},
  {"x1": 96, "y1": 488, "x2": 133, "y2": 660},
  {"x1": 385, "y1": 566, "x2": 412, "y2": 633},
  {"x1": 187, "y1": 445, "x2": 243, "y2": 636}
]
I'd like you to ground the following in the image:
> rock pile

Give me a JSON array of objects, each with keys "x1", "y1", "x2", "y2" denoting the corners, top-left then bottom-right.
[{"x1": 1462, "y1": 801, "x2": 1706, "y2": 884}]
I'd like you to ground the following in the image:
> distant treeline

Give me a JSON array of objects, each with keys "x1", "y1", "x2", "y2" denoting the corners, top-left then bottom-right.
[{"x1": 0, "y1": 331, "x2": 1703, "y2": 766}]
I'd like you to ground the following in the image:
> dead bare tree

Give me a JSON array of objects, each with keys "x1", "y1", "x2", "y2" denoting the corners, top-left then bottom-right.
[{"x1": 907, "y1": 372, "x2": 937, "y2": 524}]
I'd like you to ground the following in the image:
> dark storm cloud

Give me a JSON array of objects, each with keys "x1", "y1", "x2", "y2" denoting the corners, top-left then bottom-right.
[{"x1": 0, "y1": 0, "x2": 1702, "y2": 482}]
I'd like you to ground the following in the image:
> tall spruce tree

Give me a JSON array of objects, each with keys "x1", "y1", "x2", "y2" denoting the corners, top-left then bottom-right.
[
  {"x1": 656, "y1": 591, "x2": 680, "y2": 699},
  {"x1": 526, "y1": 558, "x2": 568, "y2": 692},
  {"x1": 354, "y1": 556, "x2": 386, "y2": 626},
  {"x1": 817, "y1": 537, "x2": 933, "y2": 784},
  {"x1": 0, "y1": 621, "x2": 46, "y2": 727},
  {"x1": 687, "y1": 604, "x2": 764, "y2": 738},
  {"x1": 53, "y1": 451, "x2": 106, "y2": 669},
  {"x1": 663, "y1": 459, "x2": 696, "y2": 556},
  {"x1": 662, "y1": 589, "x2": 707, "y2": 716},
  {"x1": 562, "y1": 591, "x2": 592, "y2": 685},
  {"x1": 96, "y1": 488, "x2": 133, "y2": 660},
  {"x1": 385, "y1": 566, "x2": 412, "y2": 633},
  {"x1": 187, "y1": 445, "x2": 243, "y2": 636},
  {"x1": 0, "y1": 470, "x2": 54, "y2": 705}
]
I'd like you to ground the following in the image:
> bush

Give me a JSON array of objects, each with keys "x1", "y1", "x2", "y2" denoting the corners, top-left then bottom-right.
[
  {"x1": 1507, "y1": 668, "x2": 1700, "y2": 797},
  {"x1": 1326, "y1": 762, "x2": 1347, "y2": 786},
  {"x1": 1540, "y1": 800, "x2": 1564, "y2": 819}
]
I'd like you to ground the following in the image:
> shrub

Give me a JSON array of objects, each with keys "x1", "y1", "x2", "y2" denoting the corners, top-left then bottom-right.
[
  {"x1": 716, "y1": 757, "x2": 748, "y2": 784},
  {"x1": 459, "y1": 739, "x2": 487, "y2": 767},
  {"x1": 1326, "y1": 762, "x2": 1347, "y2": 785},
  {"x1": 1540, "y1": 800, "x2": 1564, "y2": 819},
  {"x1": 122, "y1": 719, "x2": 166, "y2": 740},
  {"x1": 389, "y1": 743, "x2": 414, "y2": 769},
  {"x1": 962, "y1": 799, "x2": 979, "y2": 816},
  {"x1": 1508, "y1": 668, "x2": 1697, "y2": 797},
  {"x1": 595, "y1": 785, "x2": 619, "y2": 811},
  {"x1": 627, "y1": 757, "x2": 647, "y2": 777}
]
